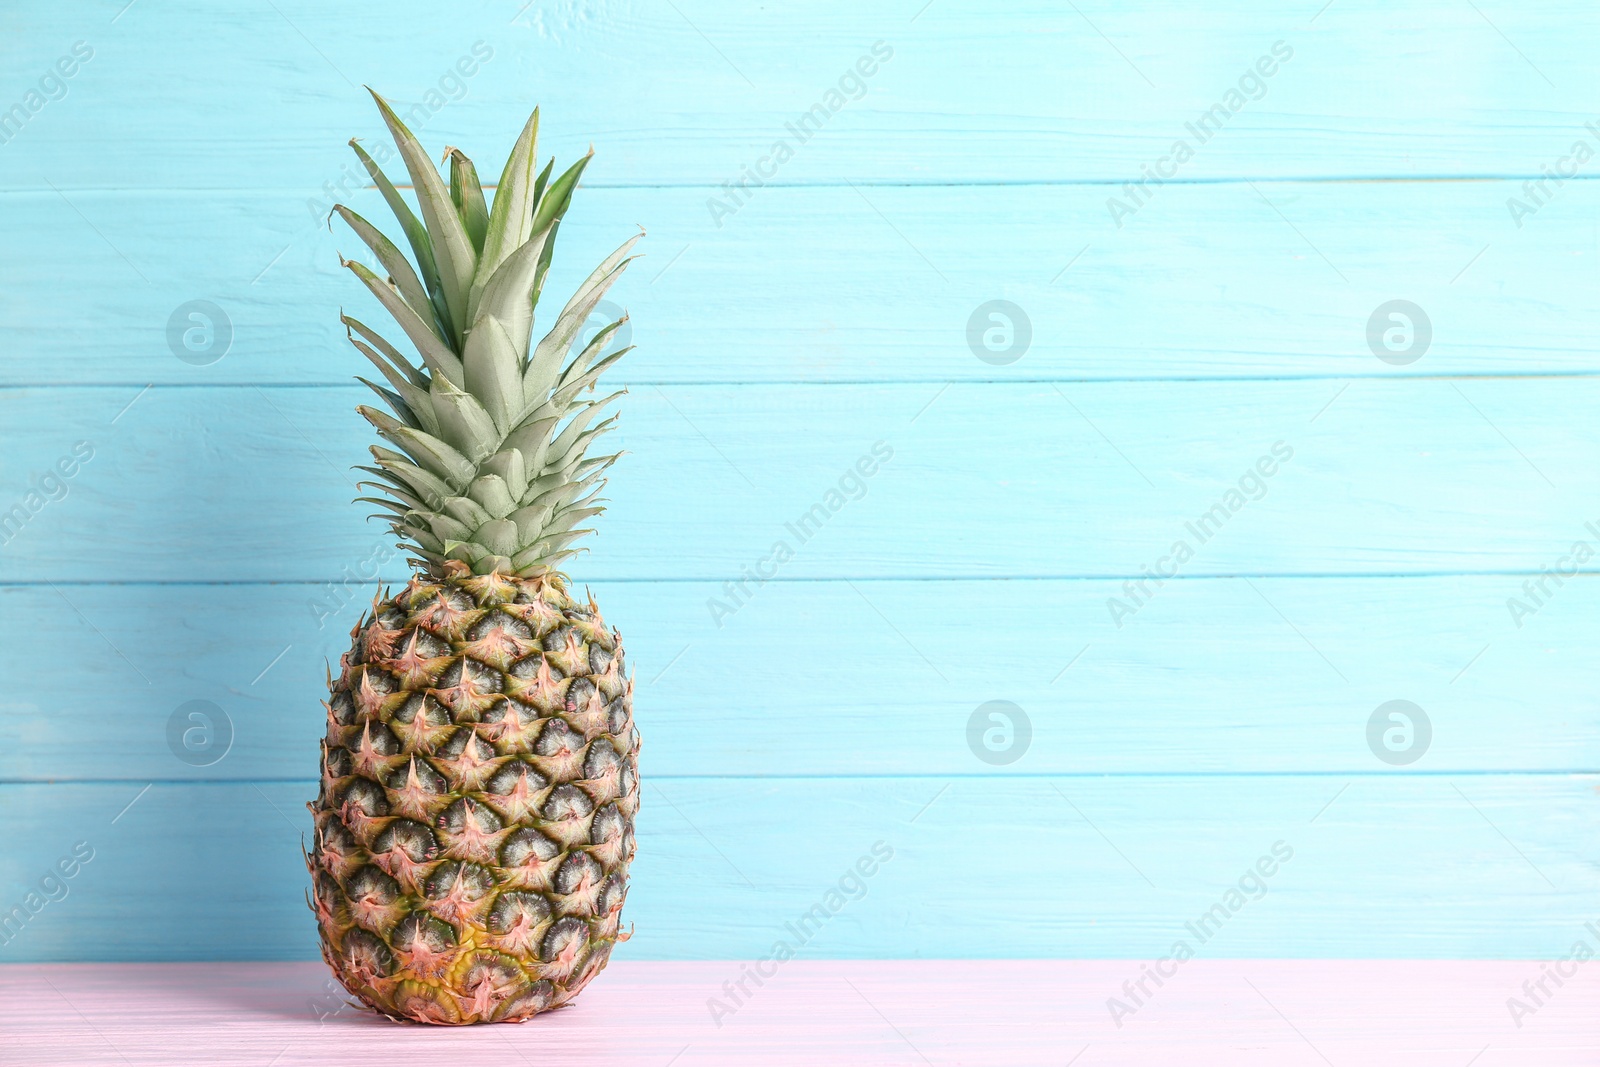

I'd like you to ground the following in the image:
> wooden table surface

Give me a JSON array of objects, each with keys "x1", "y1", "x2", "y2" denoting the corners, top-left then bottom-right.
[{"x1": 2, "y1": 959, "x2": 1593, "y2": 1065}]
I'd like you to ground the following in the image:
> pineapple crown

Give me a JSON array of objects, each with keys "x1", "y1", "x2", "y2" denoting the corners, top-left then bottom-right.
[{"x1": 336, "y1": 88, "x2": 640, "y2": 579}]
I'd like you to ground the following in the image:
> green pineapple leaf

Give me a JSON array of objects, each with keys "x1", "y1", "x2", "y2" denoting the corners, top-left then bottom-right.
[
  {"x1": 448, "y1": 148, "x2": 490, "y2": 254},
  {"x1": 349, "y1": 337, "x2": 440, "y2": 436},
  {"x1": 343, "y1": 258, "x2": 464, "y2": 386},
  {"x1": 348, "y1": 139, "x2": 453, "y2": 340},
  {"x1": 342, "y1": 314, "x2": 425, "y2": 386},
  {"x1": 368, "y1": 88, "x2": 478, "y2": 345},
  {"x1": 426, "y1": 374, "x2": 500, "y2": 463},
  {"x1": 524, "y1": 236, "x2": 641, "y2": 404},
  {"x1": 333, "y1": 206, "x2": 440, "y2": 339},
  {"x1": 461, "y1": 314, "x2": 524, "y2": 434},
  {"x1": 473, "y1": 108, "x2": 540, "y2": 305}
]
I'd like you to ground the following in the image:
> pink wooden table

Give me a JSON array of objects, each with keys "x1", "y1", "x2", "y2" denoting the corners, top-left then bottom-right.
[{"x1": 3, "y1": 959, "x2": 1593, "y2": 1065}]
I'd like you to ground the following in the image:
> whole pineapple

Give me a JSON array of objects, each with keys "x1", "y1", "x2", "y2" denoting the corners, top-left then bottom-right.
[{"x1": 307, "y1": 91, "x2": 641, "y2": 1025}]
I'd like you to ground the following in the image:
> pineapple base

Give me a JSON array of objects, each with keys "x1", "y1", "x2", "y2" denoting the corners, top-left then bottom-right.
[{"x1": 307, "y1": 563, "x2": 638, "y2": 1024}]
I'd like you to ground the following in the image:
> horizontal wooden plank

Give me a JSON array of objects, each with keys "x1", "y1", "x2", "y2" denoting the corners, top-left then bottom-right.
[
  {"x1": 2, "y1": 575, "x2": 1594, "y2": 780},
  {"x1": 6, "y1": 959, "x2": 1597, "y2": 1065},
  {"x1": 1, "y1": 379, "x2": 1597, "y2": 582},
  {"x1": 3, "y1": 1, "x2": 1598, "y2": 191},
  {"x1": 0, "y1": 776, "x2": 1592, "y2": 962},
  {"x1": 5, "y1": 179, "x2": 1600, "y2": 385}
]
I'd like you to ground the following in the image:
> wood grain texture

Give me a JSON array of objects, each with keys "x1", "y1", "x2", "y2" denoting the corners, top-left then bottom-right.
[
  {"x1": 1, "y1": 575, "x2": 1594, "y2": 779},
  {"x1": 5, "y1": 959, "x2": 1598, "y2": 1065},
  {"x1": 4, "y1": 180, "x2": 1598, "y2": 385},
  {"x1": 1, "y1": 380, "x2": 1595, "y2": 582},
  {"x1": 0, "y1": 777, "x2": 1593, "y2": 962},
  {"x1": 3, "y1": 0, "x2": 1597, "y2": 967},
  {"x1": 4, "y1": 1, "x2": 1600, "y2": 189}
]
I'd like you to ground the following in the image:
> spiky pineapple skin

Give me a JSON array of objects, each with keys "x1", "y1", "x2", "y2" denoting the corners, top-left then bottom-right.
[{"x1": 307, "y1": 563, "x2": 638, "y2": 1025}]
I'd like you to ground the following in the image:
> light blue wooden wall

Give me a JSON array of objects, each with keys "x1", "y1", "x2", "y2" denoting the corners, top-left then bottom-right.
[{"x1": 2, "y1": 0, "x2": 1597, "y2": 963}]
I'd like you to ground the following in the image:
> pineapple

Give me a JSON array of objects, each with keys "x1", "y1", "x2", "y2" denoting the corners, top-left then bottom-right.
[{"x1": 306, "y1": 90, "x2": 641, "y2": 1025}]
